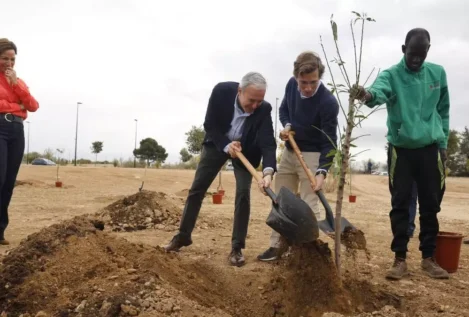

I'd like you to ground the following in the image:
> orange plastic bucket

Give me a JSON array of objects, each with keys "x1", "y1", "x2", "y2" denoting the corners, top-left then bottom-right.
[
  {"x1": 435, "y1": 231, "x2": 464, "y2": 273},
  {"x1": 212, "y1": 193, "x2": 223, "y2": 204}
]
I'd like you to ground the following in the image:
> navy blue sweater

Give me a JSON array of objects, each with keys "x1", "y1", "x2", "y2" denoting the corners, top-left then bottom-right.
[{"x1": 279, "y1": 77, "x2": 339, "y2": 171}]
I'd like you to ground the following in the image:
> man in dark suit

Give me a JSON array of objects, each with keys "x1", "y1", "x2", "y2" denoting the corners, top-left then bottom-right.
[{"x1": 164, "y1": 72, "x2": 277, "y2": 266}]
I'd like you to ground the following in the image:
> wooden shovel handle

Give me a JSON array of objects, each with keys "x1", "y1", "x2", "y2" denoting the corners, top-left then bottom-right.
[
  {"x1": 236, "y1": 152, "x2": 264, "y2": 183},
  {"x1": 287, "y1": 132, "x2": 317, "y2": 187}
]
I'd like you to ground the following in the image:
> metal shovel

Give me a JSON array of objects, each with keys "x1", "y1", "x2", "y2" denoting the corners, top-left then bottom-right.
[
  {"x1": 236, "y1": 151, "x2": 319, "y2": 244},
  {"x1": 287, "y1": 133, "x2": 356, "y2": 234}
]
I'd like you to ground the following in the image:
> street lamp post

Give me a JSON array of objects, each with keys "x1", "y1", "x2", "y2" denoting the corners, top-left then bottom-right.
[
  {"x1": 134, "y1": 119, "x2": 138, "y2": 168},
  {"x1": 74, "y1": 102, "x2": 82, "y2": 166},
  {"x1": 26, "y1": 121, "x2": 30, "y2": 164}
]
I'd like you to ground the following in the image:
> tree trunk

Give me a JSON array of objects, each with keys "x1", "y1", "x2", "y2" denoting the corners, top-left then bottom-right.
[{"x1": 334, "y1": 97, "x2": 355, "y2": 278}]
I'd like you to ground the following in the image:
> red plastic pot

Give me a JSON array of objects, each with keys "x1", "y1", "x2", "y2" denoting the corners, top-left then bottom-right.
[
  {"x1": 348, "y1": 195, "x2": 356, "y2": 203},
  {"x1": 55, "y1": 181, "x2": 63, "y2": 188},
  {"x1": 212, "y1": 193, "x2": 223, "y2": 204},
  {"x1": 435, "y1": 231, "x2": 464, "y2": 273}
]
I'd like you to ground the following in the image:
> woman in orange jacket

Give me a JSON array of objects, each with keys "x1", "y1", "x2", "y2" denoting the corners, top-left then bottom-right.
[{"x1": 0, "y1": 38, "x2": 39, "y2": 245}]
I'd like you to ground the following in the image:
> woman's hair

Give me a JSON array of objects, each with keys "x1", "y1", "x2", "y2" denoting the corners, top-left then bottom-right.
[{"x1": 0, "y1": 38, "x2": 17, "y2": 55}]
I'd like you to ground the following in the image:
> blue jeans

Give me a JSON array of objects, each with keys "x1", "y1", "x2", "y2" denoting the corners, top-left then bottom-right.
[{"x1": 408, "y1": 181, "x2": 418, "y2": 236}]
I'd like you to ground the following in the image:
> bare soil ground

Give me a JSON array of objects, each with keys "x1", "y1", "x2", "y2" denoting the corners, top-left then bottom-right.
[{"x1": 1, "y1": 165, "x2": 469, "y2": 317}]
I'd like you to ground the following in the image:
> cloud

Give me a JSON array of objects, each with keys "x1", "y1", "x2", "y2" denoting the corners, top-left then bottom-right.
[{"x1": 2, "y1": 0, "x2": 468, "y2": 164}]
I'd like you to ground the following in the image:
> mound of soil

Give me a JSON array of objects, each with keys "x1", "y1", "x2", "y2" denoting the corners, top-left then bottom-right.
[
  {"x1": 0, "y1": 216, "x2": 236, "y2": 317},
  {"x1": 0, "y1": 214, "x2": 405, "y2": 317},
  {"x1": 262, "y1": 240, "x2": 402, "y2": 317},
  {"x1": 99, "y1": 190, "x2": 182, "y2": 232}
]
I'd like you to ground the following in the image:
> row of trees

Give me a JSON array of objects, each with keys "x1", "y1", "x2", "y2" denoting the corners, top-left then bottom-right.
[{"x1": 21, "y1": 125, "x2": 468, "y2": 175}]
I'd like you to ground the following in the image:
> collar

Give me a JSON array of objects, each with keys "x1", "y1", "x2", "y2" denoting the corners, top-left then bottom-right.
[
  {"x1": 298, "y1": 81, "x2": 322, "y2": 99},
  {"x1": 400, "y1": 56, "x2": 426, "y2": 74},
  {"x1": 234, "y1": 94, "x2": 252, "y2": 116}
]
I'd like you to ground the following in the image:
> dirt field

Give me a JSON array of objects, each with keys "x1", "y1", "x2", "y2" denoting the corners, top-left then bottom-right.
[{"x1": 1, "y1": 165, "x2": 468, "y2": 317}]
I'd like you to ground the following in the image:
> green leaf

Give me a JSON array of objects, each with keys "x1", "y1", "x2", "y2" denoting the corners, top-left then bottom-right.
[
  {"x1": 321, "y1": 162, "x2": 333, "y2": 168},
  {"x1": 326, "y1": 149, "x2": 337, "y2": 158},
  {"x1": 311, "y1": 125, "x2": 338, "y2": 151},
  {"x1": 350, "y1": 143, "x2": 357, "y2": 148},
  {"x1": 336, "y1": 84, "x2": 346, "y2": 87},
  {"x1": 354, "y1": 17, "x2": 360, "y2": 25},
  {"x1": 354, "y1": 115, "x2": 366, "y2": 119},
  {"x1": 332, "y1": 21, "x2": 338, "y2": 41},
  {"x1": 351, "y1": 11, "x2": 361, "y2": 17},
  {"x1": 366, "y1": 17, "x2": 376, "y2": 22}
]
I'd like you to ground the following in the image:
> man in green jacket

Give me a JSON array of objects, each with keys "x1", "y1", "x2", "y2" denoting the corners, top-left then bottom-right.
[{"x1": 353, "y1": 28, "x2": 450, "y2": 280}]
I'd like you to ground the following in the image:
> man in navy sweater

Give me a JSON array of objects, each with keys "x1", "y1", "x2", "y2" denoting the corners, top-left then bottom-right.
[{"x1": 258, "y1": 51, "x2": 339, "y2": 261}]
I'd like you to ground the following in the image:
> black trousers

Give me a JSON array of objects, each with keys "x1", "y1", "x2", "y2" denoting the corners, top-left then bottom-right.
[
  {"x1": 176, "y1": 144, "x2": 253, "y2": 249},
  {"x1": 0, "y1": 118, "x2": 25, "y2": 240},
  {"x1": 387, "y1": 143, "x2": 445, "y2": 259}
]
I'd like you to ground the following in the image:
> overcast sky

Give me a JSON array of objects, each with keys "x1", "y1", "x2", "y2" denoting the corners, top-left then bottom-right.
[{"x1": 3, "y1": 0, "x2": 468, "y2": 165}]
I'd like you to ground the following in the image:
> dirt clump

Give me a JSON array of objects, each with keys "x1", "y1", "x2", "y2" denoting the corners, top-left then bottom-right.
[
  {"x1": 262, "y1": 240, "x2": 402, "y2": 317},
  {"x1": 0, "y1": 215, "x2": 235, "y2": 317},
  {"x1": 341, "y1": 226, "x2": 367, "y2": 250},
  {"x1": 98, "y1": 190, "x2": 182, "y2": 232}
]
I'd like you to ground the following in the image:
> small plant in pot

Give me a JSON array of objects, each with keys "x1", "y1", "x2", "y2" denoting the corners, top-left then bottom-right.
[{"x1": 55, "y1": 148, "x2": 64, "y2": 187}]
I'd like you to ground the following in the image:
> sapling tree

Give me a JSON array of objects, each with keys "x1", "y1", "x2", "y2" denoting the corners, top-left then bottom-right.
[
  {"x1": 318, "y1": 11, "x2": 384, "y2": 277},
  {"x1": 56, "y1": 148, "x2": 64, "y2": 182}
]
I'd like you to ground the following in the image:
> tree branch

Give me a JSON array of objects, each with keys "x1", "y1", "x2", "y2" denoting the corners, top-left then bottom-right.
[{"x1": 320, "y1": 36, "x2": 348, "y2": 120}]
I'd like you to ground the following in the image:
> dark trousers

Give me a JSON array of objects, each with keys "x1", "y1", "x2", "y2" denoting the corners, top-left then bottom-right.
[
  {"x1": 387, "y1": 143, "x2": 445, "y2": 259},
  {"x1": 408, "y1": 181, "x2": 418, "y2": 236},
  {"x1": 176, "y1": 144, "x2": 253, "y2": 249},
  {"x1": 0, "y1": 119, "x2": 25, "y2": 240}
]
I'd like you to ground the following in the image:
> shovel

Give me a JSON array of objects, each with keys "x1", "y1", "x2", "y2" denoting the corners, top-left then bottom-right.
[
  {"x1": 235, "y1": 151, "x2": 319, "y2": 244},
  {"x1": 287, "y1": 132, "x2": 356, "y2": 234}
]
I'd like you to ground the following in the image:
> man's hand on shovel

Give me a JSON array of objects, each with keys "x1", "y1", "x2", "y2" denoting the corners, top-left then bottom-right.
[
  {"x1": 235, "y1": 148, "x2": 272, "y2": 196},
  {"x1": 258, "y1": 173, "x2": 272, "y2": 196},
  {"x1": 312, "y1": 173, "x2": 325, "y2": 192}
]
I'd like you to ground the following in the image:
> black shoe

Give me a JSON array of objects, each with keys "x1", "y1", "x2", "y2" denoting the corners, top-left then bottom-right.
[
  {"x1": 164, "y1": 236, "x2": 192, "y2": 252},
  {"x1": 229, "y1": 248, "x2": 245, "y2": 267},
  {"x1": 257, "y1": 247, "x2": 280, "y2": 262}
]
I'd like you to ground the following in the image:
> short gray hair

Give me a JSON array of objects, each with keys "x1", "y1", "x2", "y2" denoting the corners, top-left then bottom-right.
[{"x1": 240, "y1": 71, "x2": 267, "y2": 90}]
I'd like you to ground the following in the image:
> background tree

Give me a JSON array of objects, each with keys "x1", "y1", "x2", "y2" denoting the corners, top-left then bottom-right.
[
  {"x1": 23, "y1": 151, "x2": 41, "y2": 164},
  {"x1": 185, "y1": 125, "x2": 205, "y2": 155},
  {"x1": 446, "y1": 129, "x2": 460, "y2": 174},
  {"x1": 134, "y1": 138, "x2": 168, "y2": 167},
  {"x1": 459, "y1": 126, "x2": 469, "y2": 158},
  {"x1": 43, "y1": 148, "x2": 55, "y2": 161},
  {"x1": 91, "y1": 141, "x2": 104, "y2": 166},
  {"x1": 180, "y1": 148, "x2": 193, "y2": 163}
]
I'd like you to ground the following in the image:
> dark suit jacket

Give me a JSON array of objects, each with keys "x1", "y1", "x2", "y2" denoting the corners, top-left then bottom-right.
[{"x1": 202, "y1": 81, "x2": 277, "y2": 172}]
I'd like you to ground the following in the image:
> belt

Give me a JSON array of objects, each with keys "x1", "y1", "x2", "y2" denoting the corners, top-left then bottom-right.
[{"x1": 0, "y1": 113, "x2": 24, "y2": 124}]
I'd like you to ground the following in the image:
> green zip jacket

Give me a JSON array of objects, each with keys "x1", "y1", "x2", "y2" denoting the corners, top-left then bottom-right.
[{"x1": 366, "y1": 57, "x2": 450, "y2": 149}]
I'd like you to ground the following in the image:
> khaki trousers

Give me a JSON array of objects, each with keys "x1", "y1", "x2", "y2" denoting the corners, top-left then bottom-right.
[{"x1": 270, "y1": 148, "x2": 320, "y2": 248}]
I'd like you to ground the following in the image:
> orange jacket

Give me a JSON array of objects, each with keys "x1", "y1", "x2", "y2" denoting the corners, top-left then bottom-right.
[{"x1": 0, "y1": 73, "x2": 39, "y2": 119}]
